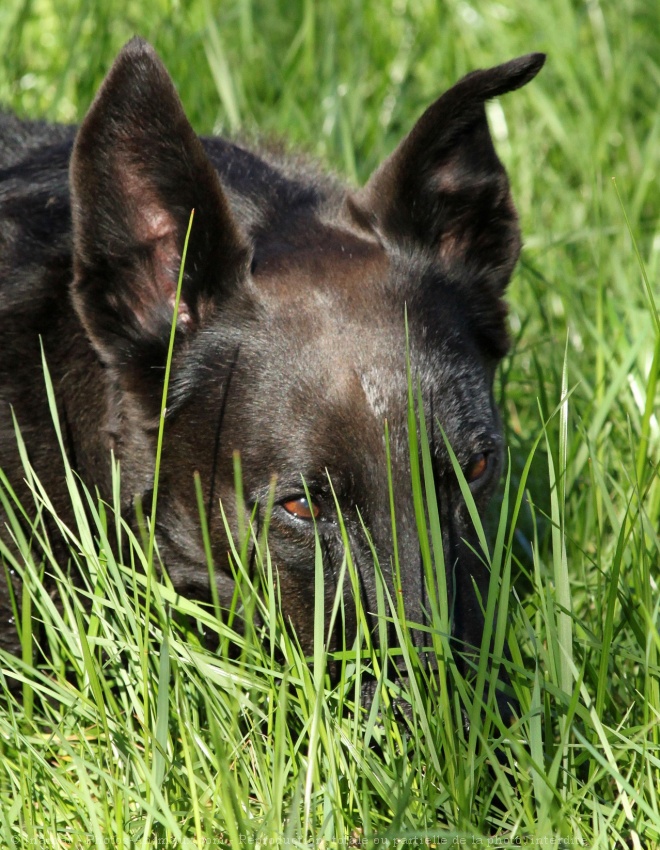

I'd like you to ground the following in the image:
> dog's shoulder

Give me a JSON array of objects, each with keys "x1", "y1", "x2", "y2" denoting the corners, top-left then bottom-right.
[
  {"x1": 0, "y1": 114, "x2": 76, "y2": 315},
  {"x1": 0, "y1": 112, "x2": 75, "y2": 169}
]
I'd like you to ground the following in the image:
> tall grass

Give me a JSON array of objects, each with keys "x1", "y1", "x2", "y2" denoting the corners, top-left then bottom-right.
[{"x1": 1, "y1": 0, "x2": 659, "y2": 846}]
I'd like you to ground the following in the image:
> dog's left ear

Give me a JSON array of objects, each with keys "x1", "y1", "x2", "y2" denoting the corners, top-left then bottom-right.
[{"x1": 347, "y1": 54, "x2": 544, "y2": 351}]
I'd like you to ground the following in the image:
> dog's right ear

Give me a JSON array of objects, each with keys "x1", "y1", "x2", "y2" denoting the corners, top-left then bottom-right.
[{"x1": 70, "y1": 37, "x2": 250, "y2": 378}]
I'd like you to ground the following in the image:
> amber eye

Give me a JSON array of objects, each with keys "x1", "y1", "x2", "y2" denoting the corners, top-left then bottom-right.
[
  {"x1": 466, "y1": 452, "x2": 489, "y2": 483},
  {"x1": 282, "y1": 496, "x2": 320, "y2": 520}
]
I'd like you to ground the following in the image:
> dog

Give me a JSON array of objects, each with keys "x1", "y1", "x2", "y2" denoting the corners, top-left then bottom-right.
[{"x1": 0, "y1": 39, "x2": 543, "y2": 701}]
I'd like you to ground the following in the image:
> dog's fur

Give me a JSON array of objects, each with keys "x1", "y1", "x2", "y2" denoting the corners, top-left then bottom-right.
[{"x1": 0, "y1": 40, "x2": 543, "y2": 687}]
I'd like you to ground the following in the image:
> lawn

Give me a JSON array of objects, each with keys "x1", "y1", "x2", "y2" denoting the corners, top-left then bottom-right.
[{"x1": 0, "y1": 0, "x2": 659, "y2": 847}]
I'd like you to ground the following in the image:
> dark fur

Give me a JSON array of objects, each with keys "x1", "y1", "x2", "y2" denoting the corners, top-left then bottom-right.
[{"x1": 0, "y1": 40, "x2": 543, "y2": 697}]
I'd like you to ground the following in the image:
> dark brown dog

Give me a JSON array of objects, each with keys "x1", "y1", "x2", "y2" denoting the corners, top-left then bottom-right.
[{"x1": 0, "y1": 40, "x2": 543, "y2": 697}]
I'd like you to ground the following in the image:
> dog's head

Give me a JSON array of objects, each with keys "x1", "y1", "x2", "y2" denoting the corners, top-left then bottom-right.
[{"x1": 69, "y1": 39, "x2": 543, "y2": 672}]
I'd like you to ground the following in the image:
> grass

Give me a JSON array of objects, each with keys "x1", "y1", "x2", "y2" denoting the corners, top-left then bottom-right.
[{"x1": 1, "y1": 0, "x2": 660, "y2": 846}]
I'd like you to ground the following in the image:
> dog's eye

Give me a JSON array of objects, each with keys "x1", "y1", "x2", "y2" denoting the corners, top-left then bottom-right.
[
  {"x1": 282, "y1": 496, "x2": 320, "y2": 520},
  {"x1": 466, "y1": 452, "x2": 489, "y2": 483}
]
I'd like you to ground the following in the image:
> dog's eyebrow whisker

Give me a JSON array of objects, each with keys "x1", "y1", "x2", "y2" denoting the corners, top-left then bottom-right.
[{"x1": 207, "y1": 345, "x2": 240, "y2": 522}]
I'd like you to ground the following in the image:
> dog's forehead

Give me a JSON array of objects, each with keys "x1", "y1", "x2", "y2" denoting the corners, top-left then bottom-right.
[
  {"x1": 246, "y1": 231, "x2": 487, "y2": 430},
  {"x1": 252, "y1": 227, "x2": 389, "y2": 304},
  {"x1": 252, "y1": 232, "x2": 404, "y2": 383}
]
